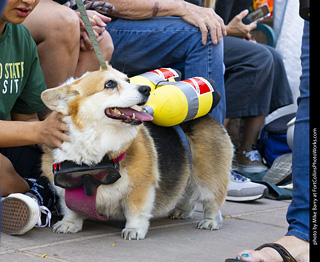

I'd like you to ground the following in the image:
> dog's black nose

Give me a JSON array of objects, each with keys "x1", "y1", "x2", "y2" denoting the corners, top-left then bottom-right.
[{"x1": 138, "y1": 85, "x2": 151, "y2": 97}]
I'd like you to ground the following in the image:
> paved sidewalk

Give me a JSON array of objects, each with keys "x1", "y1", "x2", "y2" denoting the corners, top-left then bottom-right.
[{"x1": 0, "y1": 198, "x2": 290, "y2": 262}]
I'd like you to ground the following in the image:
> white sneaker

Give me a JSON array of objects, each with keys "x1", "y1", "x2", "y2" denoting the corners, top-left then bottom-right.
[
  {"x1": 1, "y1": 193, "x2": 51, "y2": 235},
  {"x1": 226, "y1": 171, "x2": 268, "y2": 202}
]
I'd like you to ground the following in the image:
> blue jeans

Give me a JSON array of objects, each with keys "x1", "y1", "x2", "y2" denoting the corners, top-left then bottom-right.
[
  {"x1": 286, "y1": 21, "x2": 310, "y2": 242},
  {"x1": 107, "y1": 17, "x2": 225, "y2": 124}
]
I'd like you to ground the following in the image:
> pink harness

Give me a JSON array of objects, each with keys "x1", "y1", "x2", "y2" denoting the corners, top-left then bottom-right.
[
  {"x1": 65, "y1": 186, "x2": 109, "y2": 220},
  {"x1": 60, "y1": 153, "x2": 125, "y2": 221}
]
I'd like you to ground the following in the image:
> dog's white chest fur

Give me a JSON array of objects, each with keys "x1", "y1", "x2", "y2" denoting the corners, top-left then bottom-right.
[{"x1": 52, "y1": 116, "x2": 139, "y2": 165}]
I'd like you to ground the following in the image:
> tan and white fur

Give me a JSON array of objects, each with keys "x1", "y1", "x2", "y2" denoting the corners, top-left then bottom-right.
[{"x1": 41, "y1": 64, "x2": 233, "y2": 240}]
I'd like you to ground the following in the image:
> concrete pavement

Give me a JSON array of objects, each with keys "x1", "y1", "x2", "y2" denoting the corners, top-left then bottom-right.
[{"x1": 0, "y1": 198, "x2": 290, "y2": 262}]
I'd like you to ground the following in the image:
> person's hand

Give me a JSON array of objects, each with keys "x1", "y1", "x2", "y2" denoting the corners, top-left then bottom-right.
[
  {"x1": 38, "y1": 111, "x2": 70, "y2": 149},
  {"x1": 180, "y1": 3, "x2": 226, "y2": 45},
  {"x1": 226, "y1": 9, "x2": 257, "y2": 40},
  {"x1": 78, "y1": 10, "x2": 111, "y2": 51}
]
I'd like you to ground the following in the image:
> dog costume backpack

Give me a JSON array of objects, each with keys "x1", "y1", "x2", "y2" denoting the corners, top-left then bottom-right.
[
  {"x1": 130, "y1": 69, "x2": 221, "y2": 127},
  {"x1": 130, "y1": 68, "x2": 181, "y2": 92}
]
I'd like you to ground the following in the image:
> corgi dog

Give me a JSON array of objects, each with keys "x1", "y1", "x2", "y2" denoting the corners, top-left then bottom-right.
[{"x1": 41, "y1": 64, "x2": 233, "y2": 240}]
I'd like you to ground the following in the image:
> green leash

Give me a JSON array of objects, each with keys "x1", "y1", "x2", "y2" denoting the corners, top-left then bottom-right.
[{"x1": 76, "y1": 0, "x2": 107, "y2": 68}]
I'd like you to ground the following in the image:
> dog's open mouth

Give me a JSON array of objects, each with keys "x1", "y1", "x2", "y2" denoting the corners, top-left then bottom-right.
[{"x1": 105, "y1": 107, "x2": 153, "y2": 125}]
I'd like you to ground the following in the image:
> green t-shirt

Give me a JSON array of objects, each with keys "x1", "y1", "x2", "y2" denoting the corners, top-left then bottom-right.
[{"x1": 0, "y1": 22, "x2": 46, "y2": 120}]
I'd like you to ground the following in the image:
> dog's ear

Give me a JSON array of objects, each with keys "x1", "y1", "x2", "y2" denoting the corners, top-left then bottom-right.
[{"x1": 41, "y1": 84, "x2": 79, "y2": 115}]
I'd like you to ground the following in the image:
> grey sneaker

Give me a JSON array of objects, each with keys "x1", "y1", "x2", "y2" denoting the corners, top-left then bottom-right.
[
  {"x1": 226, "y1": 171, "x2": 268, "y2": 202},
  {"x1": 263, "y1": 153, "x2": 292, "y2": 186}
]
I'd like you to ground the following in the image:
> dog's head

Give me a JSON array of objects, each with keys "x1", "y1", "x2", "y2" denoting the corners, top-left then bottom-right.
[{"x1": 41, "y1": 66, "x2": 153, "y2": 130}]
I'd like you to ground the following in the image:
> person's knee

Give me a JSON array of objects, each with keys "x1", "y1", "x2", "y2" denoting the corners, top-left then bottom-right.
[
  {"x1": 24, "y1": 3, "x2": 80, "y2": 45},
  {"x1": 52, "y1": 6, "x2": 80, "y2": 43}
]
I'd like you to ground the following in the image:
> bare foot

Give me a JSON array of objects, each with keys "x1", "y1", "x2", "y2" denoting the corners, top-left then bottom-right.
[{"x1": 236, "y1": 236, "x2": 309, "y2": 262}]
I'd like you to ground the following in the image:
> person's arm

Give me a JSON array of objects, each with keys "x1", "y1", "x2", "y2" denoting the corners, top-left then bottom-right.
[
  {"x1": 104, "y1": 0, "x2": 183, "y2": 19},
  {"x1": 0, "y1": 111, "x2": 69, "y2": 148},
  {"x1": 106, "y1": 0, "x2": 226, "y2": 45}
]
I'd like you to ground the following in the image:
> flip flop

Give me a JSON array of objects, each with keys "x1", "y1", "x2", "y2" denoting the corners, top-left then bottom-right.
[
  {"x1": 225, "y1": 242, "x2": 297, "y2": 262},
  {"x1": 255, "y1": 243, "x2": 297, "y2": 262}
]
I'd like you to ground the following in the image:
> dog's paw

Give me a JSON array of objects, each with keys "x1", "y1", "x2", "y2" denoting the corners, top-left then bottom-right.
[
  {"x1": 121, "y1": 228, "x2": 146, "y2": 240},
  {"x1": 169, "y1": 209, "x2": 192, "y2": 220},
  {"x1": 53, "y1": 220, "x2": 83, "y2": 234},
  {"x1": 196, "y1": 216, "x2": 223, "y2": 230}
]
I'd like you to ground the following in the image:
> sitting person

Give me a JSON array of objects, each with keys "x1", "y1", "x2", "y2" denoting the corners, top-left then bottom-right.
[
  {"x1": 214, "y1": 0, "x2": 293, "y2": 174},
  {"x1": 226, "y1": 11, "x2": 310, "y2": 262},
  {"x1": 0, "y1": 0, "x2": 69, "y2": 235},
  {"x1": 1, "y1": 0, "x2": 114, "y2": 236}
]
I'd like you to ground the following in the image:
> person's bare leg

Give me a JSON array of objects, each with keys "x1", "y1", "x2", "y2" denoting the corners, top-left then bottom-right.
[
  {"x1": 0, "y1": 154, "x2": 30, "y2": 197},
  {"x1": 24, "y1": 1, "x2": 114, "y2": 87},
  {"x1": 236, "y1": 236, "x2": 309, "y2": 262},
  {"x1": 239, "y1": 116, "x2": 265, "y2": 151},
  {"x1": 224, "y1": 118, "x2": 230, "y2": 126},
  {"x1": 23, "y1": 2, "x2": 80, "y2": 88}
]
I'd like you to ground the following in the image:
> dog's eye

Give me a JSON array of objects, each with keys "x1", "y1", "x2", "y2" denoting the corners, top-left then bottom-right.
[{"x1": 105, "y1": 80, "x2": 118, "y2": 89}]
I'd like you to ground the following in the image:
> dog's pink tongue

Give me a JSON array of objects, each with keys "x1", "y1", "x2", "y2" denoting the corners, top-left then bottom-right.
[{"x1": 119, "y1": 108, "x2": 153, "y2": 121}]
